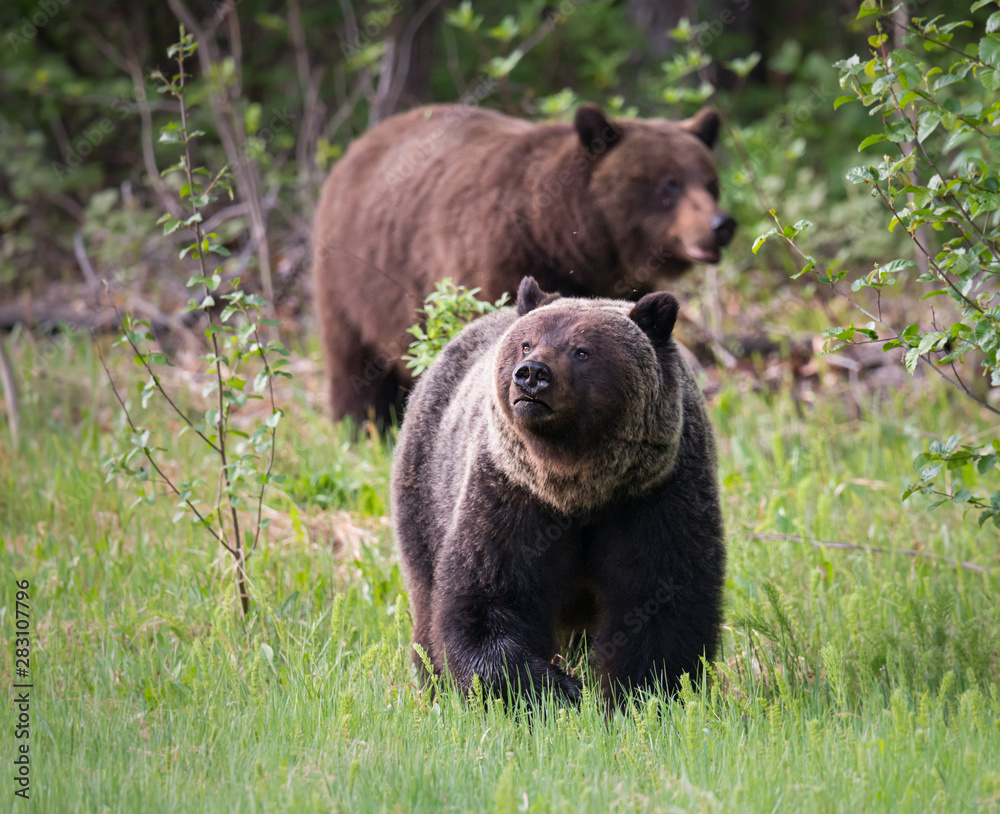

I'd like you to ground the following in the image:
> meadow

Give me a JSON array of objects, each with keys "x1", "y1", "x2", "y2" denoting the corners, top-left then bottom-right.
[{"x1": 1, "y1": 332, "x2": 998, "y2": 813}]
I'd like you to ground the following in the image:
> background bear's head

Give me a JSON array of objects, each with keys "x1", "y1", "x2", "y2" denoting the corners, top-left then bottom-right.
[
  {"x1": 574, "y1": 105, "x2": 736, "y2": 292},
  {"x1": 488, "y1": 277, "x2": 686, "y2": 512}
]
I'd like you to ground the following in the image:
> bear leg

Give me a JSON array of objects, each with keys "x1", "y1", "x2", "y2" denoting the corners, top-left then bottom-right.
[
  {"x1": 323, "y1": 317, "x2": 403, "y2": 424},
  {"x1": 588, "y1": 503, "x2": 724, "y2": 706},
  {"x1": 432, "y1": 581, "x2": 581, "y2": 706}
]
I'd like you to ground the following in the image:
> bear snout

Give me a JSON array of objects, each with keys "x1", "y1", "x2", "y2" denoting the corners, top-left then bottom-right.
[
  {"x1": 513, "y1": 360, "x2": 552, "y2": 397},
  {"x1": 711, "y1": 212, "x2": 736, "y2": 248}
]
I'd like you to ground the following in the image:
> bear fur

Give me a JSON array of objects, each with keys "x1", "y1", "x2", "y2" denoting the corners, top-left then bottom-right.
[
  {"x1": 312, "y1": 103, "x2": 735, "y2": 423},
  {"x1": 391, "y1": 277, "x2": 726, "y2": 706}
]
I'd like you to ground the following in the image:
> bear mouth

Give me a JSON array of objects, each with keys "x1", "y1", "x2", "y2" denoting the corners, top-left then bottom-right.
[
  {"x1": 512, "y1": 395, "x2": 553, "y2": 415},
  {"x1": 683, "y1": 244, "x2": 721, "y2": 264}
]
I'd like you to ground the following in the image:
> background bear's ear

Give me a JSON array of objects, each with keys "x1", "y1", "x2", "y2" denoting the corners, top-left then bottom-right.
[
  {"x1": 574, "y1": 105, "x2": 622, "y2": 154},
  {"x1": 629, "y1": 292, "x2": 679, "y2": 347},
  {"x1": 681, "y1": 107, "x2": 720, "y2": 149},
  {"x1": 517, "y1": 276, "x2": 560, "y2": 315}
]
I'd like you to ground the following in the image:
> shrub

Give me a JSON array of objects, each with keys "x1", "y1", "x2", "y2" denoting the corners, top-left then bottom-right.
[{"x1": 756, "y1": 0, "x2": 1000, "y2": 526}]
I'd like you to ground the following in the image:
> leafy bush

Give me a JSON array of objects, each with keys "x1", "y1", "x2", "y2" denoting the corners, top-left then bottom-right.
[
  {"x1": 102, "y1": 29, "x2": 290, "y2": 618},
  {"x1": 403, "y1": 279, "x2": 509, "y2": 376},
  {"x1": 756, "y1": 0, "x2": 1000, "y2": 526}
]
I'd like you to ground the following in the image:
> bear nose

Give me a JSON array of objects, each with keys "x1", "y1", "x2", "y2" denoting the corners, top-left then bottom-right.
[
  {"x1": 711, "y1": 213, "x2": 736, "y2": 247},
  {"x1": 513, "y1": 360, "x2": 552, "y2": 395}
]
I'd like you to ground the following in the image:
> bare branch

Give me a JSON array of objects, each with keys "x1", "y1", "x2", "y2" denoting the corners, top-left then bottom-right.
[
  {"x1": 95, "y1": 337, "x2": 238, "y2": 558},
  {"x1": 0, "y1": 338, "x2": 19, "y2": 448},
  {"x1": 750, "y1": 533, "x2": 991, "y2": 575}
]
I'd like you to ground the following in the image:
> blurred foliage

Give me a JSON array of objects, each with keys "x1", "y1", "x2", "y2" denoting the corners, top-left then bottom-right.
[
  {"x1": 756, "y1": 0, "x2": 1000, "y2": 526},
  {"x1": 0, "y1": 0, "x2": 974, "y2": 307},
  {"x1": 403, "y1": 278, "x2": 509, "y2": 376}
]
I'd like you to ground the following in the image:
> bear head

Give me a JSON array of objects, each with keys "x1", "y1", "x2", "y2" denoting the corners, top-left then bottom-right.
[
  {"x1": 487, "y1": 277, "x2": 686, "y2": 513},
  {"x1": 574, "y1": 105, "x2": 736, "y2": 290}
]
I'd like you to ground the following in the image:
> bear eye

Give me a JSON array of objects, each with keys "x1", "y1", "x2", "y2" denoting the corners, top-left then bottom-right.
[
  {"x1": 575, "y1": 348, "x2": 589, "y2": 360},
  {"x1": 657, "y1": 177, "x2": 681, "y2": 207},
  {"x1": 522, "y1": 343, "x2": 530, "y2": 354}
]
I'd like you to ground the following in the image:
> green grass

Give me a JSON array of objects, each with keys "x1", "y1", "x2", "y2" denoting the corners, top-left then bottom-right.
[{"x1": 1, "y1": 336, "x2": 999, "y2": 813}]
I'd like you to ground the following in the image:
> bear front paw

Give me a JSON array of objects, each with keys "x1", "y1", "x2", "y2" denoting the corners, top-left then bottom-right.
[{"x1": 534, "y1": 661, "x2": 582, "y2": 706}]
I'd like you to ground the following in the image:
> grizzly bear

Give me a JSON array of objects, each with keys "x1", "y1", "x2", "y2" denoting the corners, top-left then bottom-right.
[
  {"x1": 391, "y1": 277, "x2": 726, "y2": 706},
  {"x1": 312, "y1": 103, "x2": 735, "y2": 423}
]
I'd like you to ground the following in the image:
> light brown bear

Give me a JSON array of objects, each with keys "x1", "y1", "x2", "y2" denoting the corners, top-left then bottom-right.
[
  {"x1": 313, "y1": 103, "x2": 735, "y2": 423},
  {"x1": 391, "y1": 277, "x2": 726, "y2": 706}
]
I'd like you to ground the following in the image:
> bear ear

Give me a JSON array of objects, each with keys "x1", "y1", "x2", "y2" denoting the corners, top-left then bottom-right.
[
  {"x1": 516, "y1": 276, "x2": 560, "y2": 316},
  {"x1": 629, "y1": 292, "x2": 679, "y2": 347},
  {"x1": 681, "y1": 107, "x2": 720, "y2": 149},
  {"x1": 574, "y1": 105, "x2": 622, "y2": 155}
]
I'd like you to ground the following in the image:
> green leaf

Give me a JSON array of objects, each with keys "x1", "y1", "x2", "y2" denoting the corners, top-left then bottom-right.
[
  {"x1": 792, "y1": 258, "x2": 816, "y2": 279},
  {"x1": 158, "y1": 122, "x2": 181, "y2": 143},
  {"x1": 224, "y1": 389, "x2": 247, "y2": 408},
  {"x1": 903, "y1": 346, "x2": 921, "y2": 374},
  {"x1": 752, "y1": 231, "x2": 774, "y2": 254},
  {"x1": 846, "y1": 166, "x2": 874, "y2": 184},
  {"x1": 884, "y1": 118, "x2": 914, "y2": 143},
  {"x1": 914, "y1": 331, "x2": 945, "y2": 357},
  {"x1": 146, "y1": 352, "x2": 174, "y2": 367},
  {"x1": 834, "y1": 95, "x2": 856, "y2": 110},
  {"x1": 981, "y1": 67, "x2": 1000, "y2": 91},
  {"x1": 878, "y1": 259, "x2": 915, "y2": 274},
  {"x1": 724, "y1": 53, "x2": 761, "y2": 78},
  {"x1": 859, "y1": 133, "x2": 888, "y2": 151},
  {"x1": 917, "y1": 111, "x2": 942, "y2": 143},
  {"x1": 988, "y1": 12, "x2": 1000, "y2": 34},
  {"x1": 921, "y1": 463, "x2": 943, "y2": 481},
  {"x1": 979, "y1": 36, "x2": 1000, "y2": 69},
  {"x1": 857, "y1": 0, "x2": 881, "y2": 19}
]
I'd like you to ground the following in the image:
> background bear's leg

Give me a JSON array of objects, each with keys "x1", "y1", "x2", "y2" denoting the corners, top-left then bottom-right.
[
  {"x1": 321, "y1": 311, "x2": 366, "y2": 422},
  {"x1": 370, "y1": 363, "x2": 403, "y2": 427},
  {"x1": 322, "y1": 317, "x2": 401, "y2": 424}
]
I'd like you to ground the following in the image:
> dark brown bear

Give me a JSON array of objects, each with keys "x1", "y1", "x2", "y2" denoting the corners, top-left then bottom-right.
[
  {"x1": 312, "y1": 103, "x2": 735, "y2": 423},
  {"x1": 391, "y1": 277, "x2": 726, "y2": 706}
]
